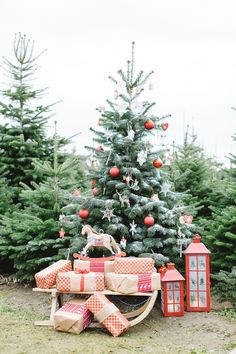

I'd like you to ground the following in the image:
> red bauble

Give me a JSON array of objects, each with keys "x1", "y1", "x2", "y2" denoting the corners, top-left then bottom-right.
[
  {"x1": 78, "y1": 209, "x2": 89, "y2": 219},
  {"x1": 96, "y1": 146, "x2": 104, "y2": 151},
  {"x1": 91, "y1": 179, "x2": 96, "y2": 188},
  {"x1": 92, "y1": 187, "x2": 98, "y2": 195},
  {"x1": 144, "y1": 119, "x2": 155, "y2": 130},
  {"x1": 153, "y1": 157, "x2": 163, "y2": 168},
  {"x1": 161, "y1": 122, "x2": 169, "y2": 131},
  {"x1": 109, "y1": 166, "x2": 120, "y2": 177},
  {"x1": 144, "y1": 215, "x2": 155, "y2": 226}
]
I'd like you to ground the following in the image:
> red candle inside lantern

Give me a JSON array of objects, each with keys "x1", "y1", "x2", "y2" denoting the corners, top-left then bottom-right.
[
  {"x1": 160, "y1": 263, "x2": 185, "y2": 317},
  {"x1": 184, "y1": 234, "x2": 211, "y2": 312}
]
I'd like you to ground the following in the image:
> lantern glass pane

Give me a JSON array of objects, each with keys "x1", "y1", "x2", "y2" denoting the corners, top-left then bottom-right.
[
  {"x1": 174, "y1": 291, "x2": 180, "y2": 303},
  {"x1": 190, "y1": 272, "x2": 197, "y2": 290},
  {"x1": 189, "y1": 256, "x2": 197, "y2": 270},
  {"x1": 175, "y1": 304, "x2": 181, "y2": 312},
  {"x1": 198, "y1": 256, "x2": 206, "y2": 270},
  {"x1": 174, "y1": 282, "x2": 180, "y2": 290},
  {"x1": 167, "y1": 304, "x2": 174, "y2": 312},
  {"x1": 190, "y1": 292, "x2": 198, "y2": 307},
  {"x1": 198, "y1": 272, "x2": 206, "y2": 290},
  {"x1": 168, "y1": 291, "x2": 173, "y2": 303},
  {"x1": 199, "y1": 292, "x2": 207, "y2": 307},
  {"x1": 167, "y1": 282, "x2": 173, "y2": 290}
]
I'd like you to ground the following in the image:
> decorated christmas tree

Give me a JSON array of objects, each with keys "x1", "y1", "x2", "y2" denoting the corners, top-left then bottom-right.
[{"x1": 62, "y1": 43, "x2": 194, "y2": 266}]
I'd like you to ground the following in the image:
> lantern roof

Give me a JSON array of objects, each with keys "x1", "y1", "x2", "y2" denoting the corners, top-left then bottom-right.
[
  {"x1": 184, "y1": 234, "x2": 211, "y2": 255},
  {"x1": 161, "y1": 263, "x2": 185, "y2": 282}
]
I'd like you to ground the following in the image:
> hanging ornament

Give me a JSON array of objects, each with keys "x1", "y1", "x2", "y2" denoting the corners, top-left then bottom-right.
[
  {"x1": 179, "y1": 215, "x2": 185, "y2": 225},
  {"x1": 177, "y1": 226, "x2": 186, "y2": 257},
  {"x1": 116, "y1": 190, "x2": 130, "y2": 208},
  {"x1": 72, "y1": 189, "x2": 80, "y2": 197},
  {"x1": 184, "y1": 215, "x2": 193, "y2": 224},
  {"x1": 59, "y1": 214, "x2": 65, "y2": 223},
  {"x1": 120, "y1": 236, "x2": 127, "y2": 250},
  {"x1": 144, "y1": 215, "x2": 155, "y2": 227},
  {"x1": 153, "y1": 157, "x2": 163, "y2": 168},
  {"x1": 160, "y1": 182, "x2": 172, "y2": 196},
  {"x1": 59, "y1": 228, "x2": 65, "y2": 238},
  {"x1": 91, "y1": 179, "x2": 96, "y2": 188},
  {"x1": 97, "y1": 118, "x2": 104, "y2": 126},
  {"x1": 96, "y1": 146, "x2": 104, "y2": 151},
  {"x1": 109, "y1": 166, "x2": 120, "y2": 177},
  {"x1": 130, "y1": 178, "x2": 140, "y2": 191},
  {"x1": 157, "y1": 265, "x2": 166, "y2": 274},
  {"x1": 129, "y1": 220, "x2": 137, "y2": 236},
  {"x1": 127, "y1": 128, "x2": 135, "y2": 141},
  {"x1": 144, "y1": 120, "x2": 155, "y2": 130},
  {"x1": 161, "y1": 122, "x2": 169, "y2": 131},
  {"x1": 78, "y1": 209, "x2": 90, "y2": 219},
  {"x1": 104, "y1": 130, "x2": 113, "y2": 142},
  {"x1": 137, "y1": 149, "x2": 148, "y2": 166},
  {"x1": 131, "y1": 100, "x2": 143, "y2": 114},
  {"x1": 123, "y1": 173, "x2": 133, "y2": 186},
  {"x1": 151, "y1": 193, "x2": 159, "y2": 201},
  {"x1": 92, "y1": 187, "x2": 98, "y2": 196},
  {"x1": 101, "y1": 207, "x2": 115, "y2": 222}
]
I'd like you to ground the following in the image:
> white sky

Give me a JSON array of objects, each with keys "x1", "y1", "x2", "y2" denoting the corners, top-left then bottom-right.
[{"x1": 0, "y1": 0, "x2": 236, "y2": 165}]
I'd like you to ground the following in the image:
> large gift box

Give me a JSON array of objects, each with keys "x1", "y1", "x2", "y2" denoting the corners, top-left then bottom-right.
[
  {"x1": 54, "y1": 303, "x2": 92, "y2": 334},
  {"x1": 74, "y1": 260, "x2": 114, "y2": 273},
  {"x1": 105, "y1": 272, "x2": 161, "y2": 294},
  {"x1": 85, "y1": 292, "x2": 130, "y2": 337},
  {"x1": 35, "y1": 260, "x2": 72, "y2": 289},
  {"x1": 56, "y1": 271, "x2": 104, "y2": 292},
  {"x1": 114, "y1": 257, "x2": 154, "y2": 274}
]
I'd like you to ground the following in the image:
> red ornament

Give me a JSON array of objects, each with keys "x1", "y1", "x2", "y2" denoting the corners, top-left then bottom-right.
[
  {"x1": 144, "y1": 215, "x2": 155, "y2": 226},
  {"x1": 96, "y1": 146, "x2": 104, "y2": 151},
  {"x1": 109, "y1": 166, "x2": 120, "y2": 177},
  {"x1": 184, "y1": 215, "x2": 193, "y2": 224},
  {"x1": 78, "y1": 209, "x2": 89, "y2": 219},
  {"x1": 59, "y1": 228, "x2": 65, "y2": 238},
  {"x1": 157, "y1": 265, "x2": 167, "y2": 274},
  {"x1": 91, "y1": 179, "x2": 96, "y2": 188},
  {"x1": 161, "y1": 122, "x2": 169, "y2": 131},
  {"x1": 153, "y1": 157, "x2": 163, "y2": 168},
  {"x1": 144, "y1": 119, "x2": 155, "y2": 130},
  {"x1": 92, "y1": 187, "x2": 98, "y2": 195}
]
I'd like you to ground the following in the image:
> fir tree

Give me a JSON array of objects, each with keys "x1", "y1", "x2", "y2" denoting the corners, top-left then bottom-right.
[
  {"x1": 62, "y1": 44, "x2": 194, "y2": 267},
  {"x1": 0, "y1": 33, "x2": 68, "y2": 204},
  {"x1": 0, "y1": 125, "x2": 83, "y2": 281}
]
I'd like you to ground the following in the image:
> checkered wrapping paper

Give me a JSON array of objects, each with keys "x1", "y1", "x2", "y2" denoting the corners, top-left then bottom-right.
[
  {"x1": 74, "y1": 260, "x2": 114, "y2": 273},
  {"x1": 34, "y1": 260, "x2": 72, "y2": 289},
  {"x1": 56, "y1": 271, "x2": 105, "y2": 292},
  {"x1": 114, "y1": 257, "x2": 154, "y2": 274},
  {"x1": 85, "y1": 293, "x2": 130, "y2": 337}
]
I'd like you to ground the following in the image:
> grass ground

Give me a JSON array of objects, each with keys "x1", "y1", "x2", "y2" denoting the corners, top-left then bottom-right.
[{"x1": 0, "y1": 284, "x2": 235, "y2": 354}]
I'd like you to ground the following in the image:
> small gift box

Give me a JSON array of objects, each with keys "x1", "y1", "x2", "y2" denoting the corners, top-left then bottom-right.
[
  {"x1": 35, "y1": 260, "x2": 72, "y2": 289},
  {"x1": 74, "y1": 260, "x2": 114, "y2": 273},
  {"x1": 85, "y1": 292, "x2": 130, "y2": 337},
  {"x1": 54, "y1": 303, "x2": 92, "y2": 334},
  {"x1": 56, "y1": 271, "x2": 104, "y2": 292},
  {"x1": 114, "y1": 257, "x2": 154, "y2": 274},
  {"x1": 105, "y1": 272, "x2": 161, "y2": 294}
]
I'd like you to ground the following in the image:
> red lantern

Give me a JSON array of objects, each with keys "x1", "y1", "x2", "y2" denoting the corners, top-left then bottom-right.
[
  {"x1": 144, "y1": 215, "x2": 155, "y2": 226},
  {"x1": 160, "y1": 263, "x2": 185, "y2": 317},
  {"x1": 109, "y1": 166, "x2": 120, "y2": 177},
  {"x1": 161, "y1": 122, "x2": 169, "y2": 131},
  {"x1": 59, "y1": 228, "x2": 65, "y2": 238},
  {"x1": 78, "y1": 209, "x2": 89, "y2": 219},
  {"x1": 91, "y1": 179, "x2": 96, "y2": 188},
  {"x1": 184, "y1": 234, "x2": 211, "y2": 312},
  {"x1": 144, "y1": 119, "x2": 155, "y2": 130},
  {"x1": 153, "y1": 157, "x2": 163, "y2": 168}
]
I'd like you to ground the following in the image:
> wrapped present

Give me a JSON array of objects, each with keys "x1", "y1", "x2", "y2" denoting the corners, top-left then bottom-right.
[
  {"x1": 56, "y1": 271, "x2": 104, "y2": 292},
  {"x1": 85, "y1": 292, "x2": 130, "y2": 337},
  {"x1": 54, "y1": 303, "x2": 92, "y2": 334},
  {"x1": 35, "y1": 260, "x2": 72, "y2": 289},
  {"x1": 105, "y1": 272, "x2": 161, "y2": 294},
  {"x1": 114, "y1": 257, "x2": 154, "y2": 274},
  {"x1": 74, "y1": 260, "x2": 114, "y2": 274}
]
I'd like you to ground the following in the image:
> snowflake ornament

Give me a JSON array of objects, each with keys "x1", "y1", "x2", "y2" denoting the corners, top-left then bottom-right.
[
  {"x1": 101, "y1": 207, "x2": 115, "y2": 222},
  {"x1": 129, "y1": 220, "x2": 137, "y2": 236},
  {"x1": 137, "y1": 149, "x2": 148, "y2": 166},
  {"x1": 160, "y1": 182, "x2": 172, "y2": 196},
  {"x1": 130, "y1": 178, "x2": 140, "y2": 191}
]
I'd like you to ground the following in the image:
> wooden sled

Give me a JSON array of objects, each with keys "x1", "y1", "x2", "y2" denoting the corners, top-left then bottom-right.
[{"x1": 32, "y1": 287, "x2": 158, "y2": 328}]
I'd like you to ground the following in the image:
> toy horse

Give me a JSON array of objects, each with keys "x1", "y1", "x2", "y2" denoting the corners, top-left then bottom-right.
[{"x1": 80, "y1": 224, "x2": 122, "y2": 256}]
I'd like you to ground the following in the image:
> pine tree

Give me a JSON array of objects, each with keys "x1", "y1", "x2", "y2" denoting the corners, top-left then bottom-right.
[
  {"x1": 0, "y1": 33, "x2": 68, "y2": 204},
  {"x1": 62, "y1": 44, "x2": 194, "y2": 267},
  {"x1": 0, "y1": 126, "x2": 83, "y2": 281}
]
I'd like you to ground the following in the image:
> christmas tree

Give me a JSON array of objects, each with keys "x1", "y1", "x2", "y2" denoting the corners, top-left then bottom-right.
[
  {"x1": 0, "y1": 33, "x2": 68, "y2": 204},
  {"x1": 0, "y1": 124, "x2": 84, "y2": 281},
  {"x1": 63, "y1": 43, "x2": 194, "y2": 266}
]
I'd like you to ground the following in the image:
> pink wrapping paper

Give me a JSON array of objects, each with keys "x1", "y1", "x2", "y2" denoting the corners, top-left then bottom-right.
[
  {"x1": 85, "y1": 292, "x2": 130, "y2": 337},
  {"x1": 56, "y1": 271, "x2": 104, "y2": 292},
  {"x1": 74, "y1": 260, "x2": 114, "y2": 273},
  {"x1": 114, "y1": 257, "x2": 154, "y2": 274},
  {"x1": 35, "y1": 260, "x2": 72, "y2": 289}
]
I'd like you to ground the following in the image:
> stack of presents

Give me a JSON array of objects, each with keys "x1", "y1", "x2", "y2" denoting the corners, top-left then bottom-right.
[{"x1": 35, "y1": 257, "x2": 160, "y2": 336}]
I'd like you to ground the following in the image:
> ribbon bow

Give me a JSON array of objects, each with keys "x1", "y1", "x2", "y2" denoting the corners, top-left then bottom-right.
[{"x1": 74, "y1": 269, "x2": 89, "y2": 274}]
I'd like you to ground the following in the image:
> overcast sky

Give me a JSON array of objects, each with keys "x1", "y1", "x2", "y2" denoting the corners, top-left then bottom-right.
[{"x1": 0, "y1": 0, "x2": 236, "y2": 165}]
